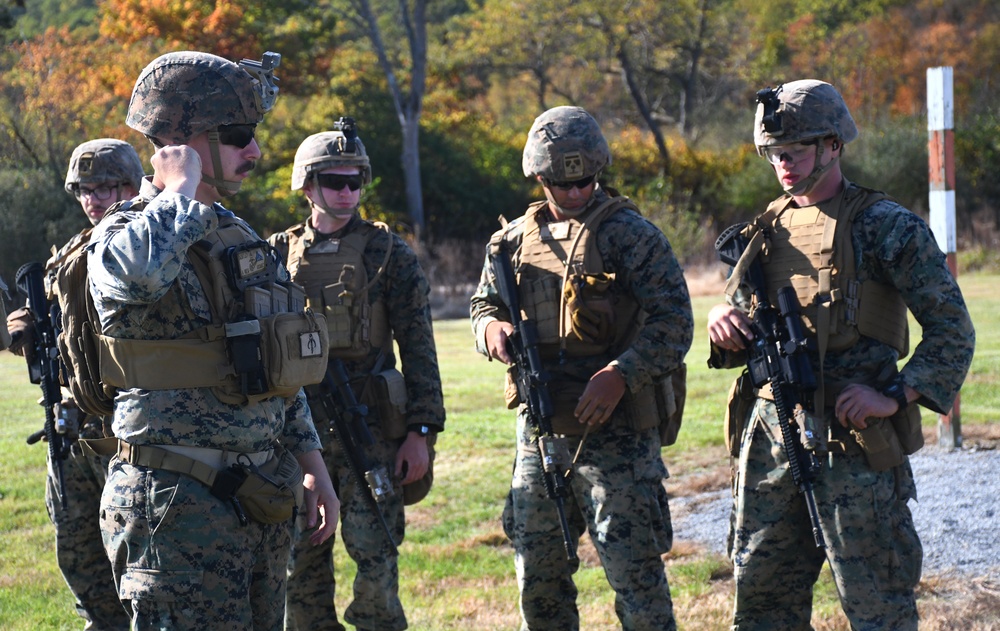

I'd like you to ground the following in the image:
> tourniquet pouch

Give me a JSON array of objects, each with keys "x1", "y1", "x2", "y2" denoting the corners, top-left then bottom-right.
[
  {"x1": 724, "y1": 372, "x2": 754, "y2": 457},
  {"x1": 260, "y1": 311, "x2": 329, "y2": 397},
  {"x1": 851, "y1": 416, "x2": 904, "y2": 471},
  {"x1": 233, "y1": 444, "x2": 304, "y2": 524},
  {"x1": 366, "y1": 368, "x2": 409, "y2": 440},
  {"x1": 891, "y1": 404, "x2": 924, "y2": 455}
]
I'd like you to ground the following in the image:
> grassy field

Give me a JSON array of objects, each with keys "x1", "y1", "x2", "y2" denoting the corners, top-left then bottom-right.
[{"x1": 1, "y1": 273, "x2": 998, "y2": 630}]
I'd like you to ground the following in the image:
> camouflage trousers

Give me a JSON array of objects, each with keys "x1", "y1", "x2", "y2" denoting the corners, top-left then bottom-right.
[
  {"x1": 45, "y1": 439, "x2": 130, "y2": 630},
  {"x1": 728, "y1": 399, "x2": 922, "y2": 631},
  {"x1": 502, "y1": 419, "x2": 676, "y2": 631},
  {"x1": 286, "y1": 425, "x2": 406, "y2": 631},
  {"x1": 100, "y1": 459, "x2": 293, "y2": 630}
]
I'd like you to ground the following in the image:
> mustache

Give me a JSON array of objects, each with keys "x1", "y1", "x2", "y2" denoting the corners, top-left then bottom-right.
[{"x1": 236, "y1": 161, "x2": 256, "y2": 175}]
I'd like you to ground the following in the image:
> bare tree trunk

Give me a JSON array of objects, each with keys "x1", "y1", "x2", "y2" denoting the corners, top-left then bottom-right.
[
  {"x1": 679, "y1": 0, "x2": 709, "y2": 136},
  {"x1": 354, "y1": 0, "x2": 428, "y2": 239},
  {"x1": 616, "y1": 43, "x2": 671, "y2": 173}
]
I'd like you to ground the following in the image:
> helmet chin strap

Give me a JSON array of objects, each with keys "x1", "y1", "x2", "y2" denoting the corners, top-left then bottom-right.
[
  {"x1": 308, "y1": 178, "x2": 358, "y2": 222},
  {"x1": 544, "y1": 181, "x2": 601, "y2": 218},
  {"x1": 783, "y1": 142, "x2": 839, "y2": 197},
  {"x1": 201, "y1": 131, "x2": 243, "y2": 197}
]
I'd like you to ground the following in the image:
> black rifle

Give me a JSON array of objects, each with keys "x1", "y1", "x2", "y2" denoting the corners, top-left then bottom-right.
[
  {"x1": 15, "y1": 262, "x2": 70, "y2": 506},
  {"x1": 715, "y1": 223, "x2": 826, "y2": 548},
  {"x1": 489, "y1": 240, "x2": 578, "y2": 561},
  {"x1": 305, "y1": 359, "x2": 398, "y2": 555}
]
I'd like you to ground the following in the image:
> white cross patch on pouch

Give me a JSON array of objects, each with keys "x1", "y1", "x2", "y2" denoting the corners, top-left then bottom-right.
[{"x1": 300, "y1": 331, "x2": 324, "y2": 357}]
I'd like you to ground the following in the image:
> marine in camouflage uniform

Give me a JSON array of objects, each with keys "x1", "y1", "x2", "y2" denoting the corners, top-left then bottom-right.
[
  {"x1": 707, "y1": 80, "x2": 976, "y2": 630},
  {"x1": 5, "y1": 138, "x2": 143, "y2": 630},
  {"x1": 270, "y1": 121, "x2": 445, "y2": 631},
  {"x1": 87, "y1": 51, "x2": 339, "y2": 631},
  {"x1": 470, "y1": 106, "x2": 692, "y2": 631}
]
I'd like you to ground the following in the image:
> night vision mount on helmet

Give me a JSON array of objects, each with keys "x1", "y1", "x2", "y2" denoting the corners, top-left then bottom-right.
[
  {"x1": 753, "y1": 80, "x2": 857, "y2": 196},
  {"x1": 291, "y1": 116, "x2": 373, "y2": 192}
]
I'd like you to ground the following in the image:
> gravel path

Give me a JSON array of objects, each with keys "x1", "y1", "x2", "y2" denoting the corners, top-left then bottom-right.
[{"x1": 670, "y1": 445, "x2": 1000, "y2": 580}]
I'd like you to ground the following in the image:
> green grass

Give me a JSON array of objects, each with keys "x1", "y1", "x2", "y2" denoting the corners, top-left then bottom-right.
[{"x1": 1, "y1": 272, "x2": 997, "y2": 630}]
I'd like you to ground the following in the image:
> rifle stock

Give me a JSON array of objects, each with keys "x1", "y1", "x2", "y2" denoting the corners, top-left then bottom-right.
[
  {"x1": 15, "y1": 262, "x2": 69, "y2": 506},
  {"x1": 306, "y1": 358, "x2": 398, "y2": 555},
  {"x1": 715, "y1": 224, "x2": 825, "y2": 548},
  {"x1": 489, "y1": 241, "x2": 578, "y2": 562}
]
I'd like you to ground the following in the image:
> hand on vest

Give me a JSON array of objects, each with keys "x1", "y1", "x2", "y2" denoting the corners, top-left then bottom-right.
[
  {"x1": 707, "y1": 303, "x2": 753, "y2": 352},
  {"x1": 834, "y1": 383, "x2": 900, "y2": 430},
  {"x1": 151, "y1": 144, "x2": 202, "y2": 199},
  {"x1": 396, "y1": 432, "x2": 430, "y2": 485},
  {"x1": 563, "y1": 273, "x2": 615, "y2": 343},
  {"x1": 575, "y1": 365, "x2": 626, "y2": 427},
  {"x1": 5, "y1": 307, "x2": 34, "y2": 357},
  {"x1": 485, "y1": 320, "x2": 515, "y2": 364}
]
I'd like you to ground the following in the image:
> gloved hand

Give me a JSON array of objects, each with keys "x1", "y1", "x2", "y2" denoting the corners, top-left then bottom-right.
[
  {"x1": 5, "y1": 307, "x2": 34, "y2": 356},
  {"x1": 563, "y1": 273, "x2": 614, "y2": 343}
]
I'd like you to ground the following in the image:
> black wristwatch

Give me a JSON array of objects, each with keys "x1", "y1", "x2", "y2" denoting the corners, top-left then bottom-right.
[
  {"x1": 408, "y1": 424, "x2": 434, "y2": 437},
  {"x1": 881, "y1": 378, "x2": 908, "y2": 412}
]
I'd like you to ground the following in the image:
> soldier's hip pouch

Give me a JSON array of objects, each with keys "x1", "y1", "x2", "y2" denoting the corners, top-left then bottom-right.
[
  {"x1": 228, "y1": 443, "x2": 304, "y2": 524},
  {"x1": 850, "y1": 417, "x2": 904, "y2": 471}
]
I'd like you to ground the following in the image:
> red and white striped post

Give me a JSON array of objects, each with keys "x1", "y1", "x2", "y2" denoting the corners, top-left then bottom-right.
[{"x1": 927, "y1": 66, "x2": 961, "y2": 450}]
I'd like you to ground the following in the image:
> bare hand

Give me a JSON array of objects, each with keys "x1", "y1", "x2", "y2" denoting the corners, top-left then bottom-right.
[
  {"x1": 834, "y1": 383, "x2": 900, "y2": 430},
  {"x1": 485, "y1": 320, "x2": 515, "y2": 364},
  {"x1": 707, "y1": 303, "x2": 753, "y2": 351},
  {"x1": 575, "y1": 365, "x2": 626, "y2": 427},
  {"x1": 5, "y1": 307, "x2": 34, "y2": 356},
  {"x1": 297, "y1": 449, "x2": 339, "y2": 545},
  {"x1": 396, "y1": 432, "x2": 430, "y2": 485},
  {"x1": 150, "y1": 145, "x2": 202, "y2": 199}
]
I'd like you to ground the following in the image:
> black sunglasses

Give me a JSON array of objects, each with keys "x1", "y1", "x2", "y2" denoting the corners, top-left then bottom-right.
[
  {"x1": 315, "y1": 173, "x2": 364, "y2": 192},
  {"x1": 217, "y1": 124, "x2": 257, "y2": 149},
  {"x1": 543, "y1": 174, "x2": 596, "y2": 190}
]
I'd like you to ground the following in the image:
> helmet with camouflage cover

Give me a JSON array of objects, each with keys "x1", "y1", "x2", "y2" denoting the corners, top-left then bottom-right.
[
  {"x1": 64, "y1": 139, "x2": 145, "y2": 195},
  {"x1": 753, "y1": 80, "x2": 858, "y2": 152},
  {"x1": 127, "y1": 51, "x2": 278, "y2": 143},
  {"x1": 522, "y1": 106, "x2": 611, "y2": 182},
  {"x1": 291, "y1": 118, "x2": 372, "y2": 191},
  {"x1": 127, "y1": 50, "x2": 280, "y2": 196}
]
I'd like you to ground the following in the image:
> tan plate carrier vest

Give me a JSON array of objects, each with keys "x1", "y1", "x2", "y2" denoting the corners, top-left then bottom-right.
[
  {"x1": 98, "y1": 210, "x2": 329, "y2": 406},
  {"x1": 282, "y1": 220, "x2": 393, "y2": 362},
  {"x1": 497, "y1": 196, "x2": 684, "y2": 442},
  {"x1": 726, "y1": 183, "x2": 910, "y2": 410}
]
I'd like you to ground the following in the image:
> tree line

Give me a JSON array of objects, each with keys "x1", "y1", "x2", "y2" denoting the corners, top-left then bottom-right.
[{"x1": 2, "y1": 0, "x2": 999, "y2": 291}]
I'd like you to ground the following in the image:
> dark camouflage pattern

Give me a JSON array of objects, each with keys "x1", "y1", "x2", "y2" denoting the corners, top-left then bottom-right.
[
  {"x1": 470, "y1": 188, "x2": 693, "y2": 630},
  {"x1": 522, "y1": 106, "x2": 611, "y2": 180},
  {"x1": 87, "y1": 178, "x2": 321, "y2": 628},
  {"x1": 64, "y1": 139, "x2": 145, "y2": 194},
  {"x1": 720, "y1": 187, "x2": 976, "y2": 630},
  {"x1": 291, "y1": 131, "x2": 372, "y2": 191},
  {"x1": 126, "y1": 51, "x2": 264, "y2": 144},
  {"x1": 271, "y1": 214, "x2": 445, "y2": 630},
  {"x1": 754, "y1": 80, "x2": 858, "y2": 149},
  {"x1": 730, "y1": 403, "x2": 921, "y2": 630},
  {"x1": 286, "y1": 424, "x2": 406, "y2": 631},
  {"x1": 46, "y1": 439, "x2": 129, "y2": 630},
  {"x1": 101, "y1": 461, "x2": 293, "y2": 629}
]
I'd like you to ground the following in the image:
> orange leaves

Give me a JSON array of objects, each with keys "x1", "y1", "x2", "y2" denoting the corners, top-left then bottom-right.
[{"x1": 98, "y1": 0, "x2": 256, "y2": 61}]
